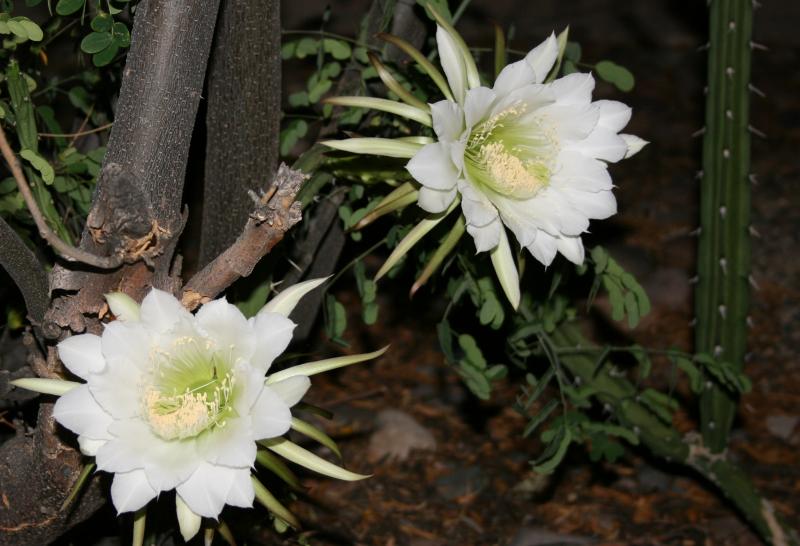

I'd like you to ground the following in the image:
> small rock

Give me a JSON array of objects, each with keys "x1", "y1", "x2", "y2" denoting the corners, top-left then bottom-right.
[
  {"x1": 367, "y1": 409, "x2": 436, "y2": 462},
  {"x1": 509, "y1": 527, "x2": 594, "y2": 546},
  {"x1": 637, "y1": 465, "x2": 673, "y2": 492},
  {"x1": 434, "y1": 465, "x2": 487, "y2": 500},
  {"x1": 765, "y1": 414, "x2": 799, "y2": 441}
]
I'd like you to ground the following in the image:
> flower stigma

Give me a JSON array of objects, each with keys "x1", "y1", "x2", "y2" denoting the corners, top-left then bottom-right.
[
  {"x1": 142, "y1": 337, "x2": 238, "y2": 440},
  {"x1": 464, "y1": 102, "x2": 559, "y2": 200}
]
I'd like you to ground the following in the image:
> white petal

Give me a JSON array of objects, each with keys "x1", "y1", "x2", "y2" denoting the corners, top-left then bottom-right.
[
  {"x1": 57, "y1": 334, "x2": 105, "y2": 379},
  {"x1": 78, "y1": 436, "x2": 107, "y2": 456},
  {"x1": 527, "y1": 230, "x2": 558, "y2": 266},
  {"x1": 248, "y1": 312, "x2": 295, "y2": 374},
  {"x1": 596, "y1": 100, "x2": 631, "y2": 132},
  {"x1": 556, "y1": 235, "x2": 585, "y2": 264},
  {"x1": 417, "y1": 186, "x2": 458, "y2": 214},
  {"x1": 261, "y1": 277, "x2": 327, "y2": 317},
  {"x1": 105, "y1": 292, "x2": 141, "y2": 322},
  {"x1": 100, "y1": 321, "x2": 151, "y2": 369},
  {"x1": 537, "y1": 102, "x2": 599, "y2": 142},
  {"x1": 406, "y1": 142, "x2": 459, "y2": 191},
  {"x1": 570, "y1": 127, "x2": 628, "y2": 163},
  {"x1": 196, "y1": 416, "x2": 257, "y2": 468},
  {"x1": 463, "y1": 87, "x2": 496, "y2": 129},
  {"x1": 621, "y1": 134, "x2": 648, "y2": 158},
  {"x1": 436, "y1": 25, "x2": 467, "y2": 104},
  {"x1": 250, "y1": 387, "x2": 292, "y2": 440},
  {"x1": 492, "y1": 192, "x2": 561, "y2": 245},
  {"x1": 53, "y1": 384, "x2": 113, "y2": 439},
  {"x1": 493, "y1": 60, "x2": 535, "y2": 99},
  {"x1": 267, "y1": 376, "x2": 311, "y2": 407},
  {"x1": 552, "y1": 151, "x2": 613, "y2": 192},
  {"x1": 90, "y1": 348, "x2": 144, "y2": 420},
  {"x1": 467, "y1": 216, "x2": 502, "y2": 253},
  {"x1": 490, "y1": 228, "x2": 521, "y2": 309},
  {"x1": 562, "y1": 188, "x2": 617, "y2": 220},
  {"x1": 429, "y1": 100, "x2": 464, "y2": 142},
  {"x1": 525, "y1": 32, "x2": 558, "y2": 83},
  {"x1": 493, "y1": 83, "x2": 553, "y2": 119},
  {"x1": 223, "y1": 468, "x2": 255, "y2": 508},
  {"x1": 175, "y1": 463, "x2": 230, "y2": 519},
  {"x1": 549, "y1": 72, "x2": 595, "y2": 105},
  {"x1": 458, "y1": 180, "x2": 498, "y2": 227},
  {"x1": 176, "y1": 495, "x2": 202, "y2": 542},
  {"x1": 196, "y1": 298, "x2": 256, "y2": 361},
  {"x1": 139, "y1": 288, "x2": 192, "y2": 334},
  {"x1": 111, "y1": 469, "x2": 157, "y2": 514}
]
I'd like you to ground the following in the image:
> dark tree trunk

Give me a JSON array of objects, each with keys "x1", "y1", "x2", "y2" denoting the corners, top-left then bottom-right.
[
  {"x1": 0, "y1": 217, "x2": 48, "y2": 326},
  {"x1": 0, "y1": 2, "x2": 221, "y2": 543},
  {"x1": 198, "y1": 0, "x2": 282, "y2": 268}
]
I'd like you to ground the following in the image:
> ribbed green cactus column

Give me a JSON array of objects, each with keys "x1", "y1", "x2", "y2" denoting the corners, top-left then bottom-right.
[{"x1": 696, "y1": 0, "x2": 753, "y2": 453}]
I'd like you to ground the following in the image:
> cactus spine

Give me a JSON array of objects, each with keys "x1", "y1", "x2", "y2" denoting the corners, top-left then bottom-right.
[{"x1": 696, "y1": 0, "x2": 753, "y2": 453}]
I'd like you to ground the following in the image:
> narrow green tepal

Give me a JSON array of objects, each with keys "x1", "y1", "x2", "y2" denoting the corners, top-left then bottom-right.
[{"x1": 696, "y1": 0, "x2": 753, "y2": 453}]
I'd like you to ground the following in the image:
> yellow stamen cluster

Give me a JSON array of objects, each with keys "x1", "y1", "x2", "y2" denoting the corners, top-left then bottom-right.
[{"x1": 479, "y1": 142, "x2": 547, "y2": 198}]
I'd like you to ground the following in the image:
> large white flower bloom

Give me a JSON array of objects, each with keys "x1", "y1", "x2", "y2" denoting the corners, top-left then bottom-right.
[
  {"x1": 323, "y1": 17, "x2": 646, "y2": 308},
  {"x1": 408, "y1": 31, "x2": 643, "y2": 267},
  {"x1": 13, "y1": 279, "x2": 384, "y2": 542}
]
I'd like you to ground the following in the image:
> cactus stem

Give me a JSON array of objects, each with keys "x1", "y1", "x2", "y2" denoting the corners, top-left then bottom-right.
[
  {"x1": 723, "y1": 148, "x2": 731, "y2": 158},
  {"x1": 719, "y1": 304, "x2": 727, "y2": 318},
  {"x1": 726, "y1": 109, "x2": 734, "y2": 119},
  {"x1": 726, "y1": 66, "x2": 735, "y2": 78},
  {"x1": 720, "y1": 206, "x2": 727, "y2": 218},
  {"x1": 748, "y1": 124, "x2": 766, "y2": 137},
  {"x1": 719, "y1": 257, "x2": 728, "y2": 274},
  {"x1": 714, "y1": 345, "x2": 724, "y2": 357}
]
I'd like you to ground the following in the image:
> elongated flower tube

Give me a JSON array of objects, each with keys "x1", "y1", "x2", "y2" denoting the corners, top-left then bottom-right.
[
  {"x1": 12, "y1": 281, "x2": 384, "y2": 542},
  {"x1": 323, "y1": 16, "x2": 645, "y2": 308}
]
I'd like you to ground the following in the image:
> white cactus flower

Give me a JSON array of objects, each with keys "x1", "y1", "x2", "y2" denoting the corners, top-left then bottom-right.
[
  {"x1": 13, "y1": 278, "x2": 384, "y2": 542},
  {"x1": 323, "y1": 15, "x2": 645, "y2": 308}
]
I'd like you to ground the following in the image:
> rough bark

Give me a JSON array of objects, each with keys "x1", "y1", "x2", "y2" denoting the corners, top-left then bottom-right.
[
  {"x1": 183, "y1": 164, "x2": 304, "y2": 310},
  {"x1": 198, "y1": 0, "x2": 282, "y2": 268},
  {"x1": 0, "y1": 217, "x2": 48, "y2": 325},
  {"x1": 0, "y1": 2, "x2": 221, "y2": 543}
]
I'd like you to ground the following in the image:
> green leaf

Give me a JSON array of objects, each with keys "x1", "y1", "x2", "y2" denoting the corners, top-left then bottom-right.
[
  {"x1": 56, "y1": 0, "x2": 85, "y2": 16},
  {"x1": 322, "y1": 38, "x2": 351, "y2": 60},
  {"x1": 458, "y1": 334, "x2": 486, "y2": 369},
  {"x1": 20, "y1": 149, "x2": 54, "y2": 184},
  {"x1": 323, "y1": 293, "x2": 347, "y2": 342},
  {"x1": 523, "y1": 399, "x2": 558, "y2": 438},
  {"x1": 288, "y1": 91, "x2": 309, "y2": 107},
  {"x1": 17, "y1": 19, "x2": 43, "y2": 42},
  {"x1": 92, "y1": 42, "x2": 120, "y2": 67},
  {"x1": 68, "y1": 86, "x2": 92, "y2": 114},
  {"x1": 591, "y1": 246, "x2": 608, "y2": 274},
  {"x1": 236, "y1": 281, "x2": 271, "y2": 318},
  {"x1": 437, "y1": 320, "x2": 455, "y2": 362},
  {"x1": 81, "y1": 31, "x2": 112, "y2": 54},
  {"x1": 533, "y1": 426, "x2": 572, "y2": 474},
  {"x1": 564, "y1": 41, "x2": 581, "y2": 62},
  {"x1": 279, "y1": 119, "x2": 307, "y2": 156},
  {"x1": 603, "y1": 276, "x2": 625, "y2": 322},
  {"x1": 594, "y1": 60, "x2": 635, "y2": 92},
  {"x1": 112, "y1": 22, "x2": 130, "y2": 47},
  {"x1": 295, "y1": 37, "x2": 318, "y2": 58},
  {"x1": 624, "y1": 290, "x2": 640, "y2": 328},
  {"x1": 91, "y1": 13, "x2": 113, "y2": 32}
]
